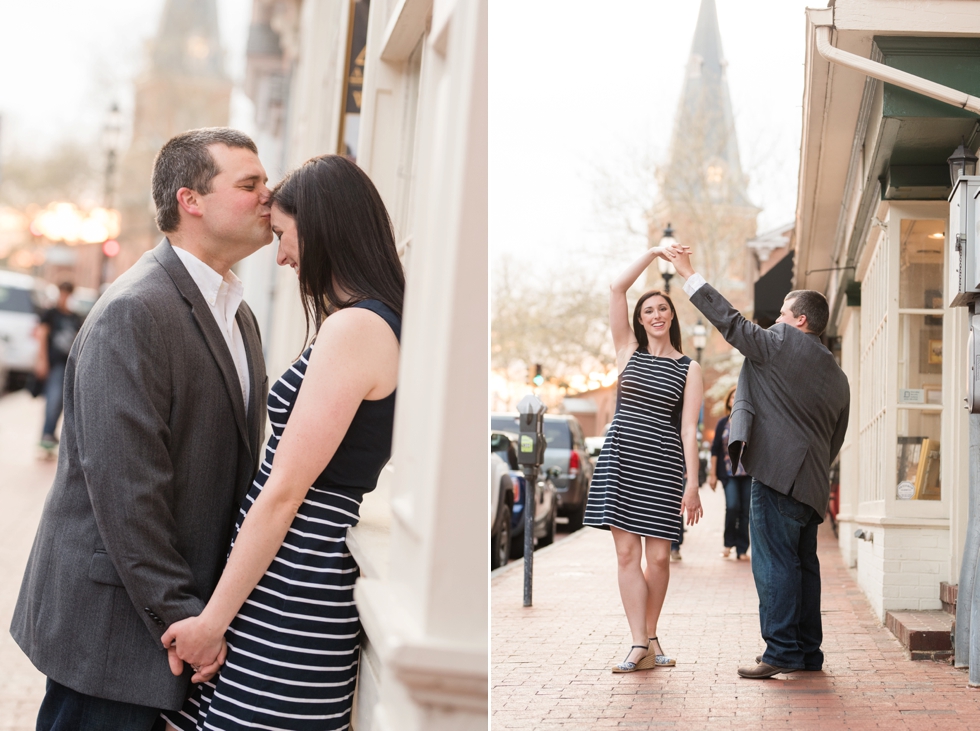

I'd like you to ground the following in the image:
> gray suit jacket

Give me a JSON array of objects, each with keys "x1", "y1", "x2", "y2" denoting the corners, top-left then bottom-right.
[
  {"x1": 11, "y1": 241, "x2": 268, "y2": 710},
  {"x1": 690, "y1": 283, "x2": 849, "y2": 518}
]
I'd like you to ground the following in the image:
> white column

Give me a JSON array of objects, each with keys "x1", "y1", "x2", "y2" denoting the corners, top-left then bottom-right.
[{"x1": 353, "y1": 0, "x2": 488, "y2": 728}]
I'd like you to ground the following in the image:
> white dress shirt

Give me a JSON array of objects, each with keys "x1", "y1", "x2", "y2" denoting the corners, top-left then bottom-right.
[
  {"x1": 171, "y1": 246, "x2": 250, "y2": 410},
  {"x1": 682, "y1": 272, "x2": 707, "y2": 297}
]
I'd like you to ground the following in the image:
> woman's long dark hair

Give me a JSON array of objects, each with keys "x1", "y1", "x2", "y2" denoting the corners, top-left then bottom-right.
[
  {"x1": 632, "y1": 290, "x2": 683, "y2": 353},
  {"x1": 270, "y1": 154, "x2": 405, "y2": 345}
]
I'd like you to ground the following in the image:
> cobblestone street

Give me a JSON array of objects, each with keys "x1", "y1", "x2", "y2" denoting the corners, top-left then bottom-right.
[
  {"x1": 0, "y1": 391, "x2": 54, "y2": 729},
  {"x1": 491, "y1": 485, "x2": 980, "y2": 730}
]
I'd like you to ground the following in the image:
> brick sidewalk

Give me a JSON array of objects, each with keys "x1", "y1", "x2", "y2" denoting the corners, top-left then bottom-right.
[
  {"x1": 0, "y1": 392, "x2": 56, "y2": 730},
  {"x1": 492, "y1": 484, "x2": 980, "y2": 730}
]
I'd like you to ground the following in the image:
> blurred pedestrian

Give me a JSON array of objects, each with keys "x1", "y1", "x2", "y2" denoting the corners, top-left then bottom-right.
[
  {"x1": 12, "y1": 128, "x2": 272, "y2": 729},
  {"x1": 160, "y1": 154, "x2": 404, "y2": 731},
  {"x1": 710, "y1": 387, "x2": 751, "y2": 559},
  {"x1": 34, "y1": 281, "x2": 82, "y2": 451},
  {"x1": 584, "y1": 245, "x2": 704, "y2": 673}
]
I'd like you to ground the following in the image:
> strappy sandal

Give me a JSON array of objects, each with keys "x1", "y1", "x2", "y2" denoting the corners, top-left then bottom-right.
[
  {"x1": 645, "y1": 636, "x2": 676, "y2": 667},
  {"x1": 611, "y1": 644, "x2": 650, "y2": 673}
]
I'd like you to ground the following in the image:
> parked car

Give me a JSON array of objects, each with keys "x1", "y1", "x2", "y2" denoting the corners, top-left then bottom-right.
[
  {"x1": 491, "y1": 413, "x2": 594, "y2": 531},
  {"x1": 490, "y1": 451, "x2": 514, "y2": 570},
  {"x1": 491, "y1": 431, "x2": 558, "y2": 558},
  {"x1": 0, "y1": 270, "x2": 40, "y2": 391}
]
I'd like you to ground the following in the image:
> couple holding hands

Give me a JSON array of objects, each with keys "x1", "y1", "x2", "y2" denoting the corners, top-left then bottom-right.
[
  {"x1": 584, "y1": 240, "x2": 850, "y2": 679},
  {"x1": 11, "y1": 128, "x2": 403, "y2": 730}
]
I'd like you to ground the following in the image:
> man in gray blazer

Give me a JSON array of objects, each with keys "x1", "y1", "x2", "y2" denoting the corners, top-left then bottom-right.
[
  {"x1": 11, "y1": 128, "x2": 272, "y2": 729},
  {"x1": 666, "y1": 245, "x2": 849, "y2": 679}
]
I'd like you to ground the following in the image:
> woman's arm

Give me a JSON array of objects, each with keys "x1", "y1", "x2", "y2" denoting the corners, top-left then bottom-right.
[
  {"x1": 161, "y1": 307, "x2": 399, "y2": 678},
  {"x1": 679, "y1": 361, "x2": 704, "y2": 524},
  {"x1": 610, "y1": 246, "x2": 665, "y2": 360},
  {"x1": 709, "y1": 455, "x2": 719, "y2": 492}
]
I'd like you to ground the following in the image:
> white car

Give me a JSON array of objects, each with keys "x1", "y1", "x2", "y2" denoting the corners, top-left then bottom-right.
[
  {"x1": 490, "y1": 452, "x2": 514, "y2": 570},
  {"x1": 0, "y1": 270, "x2": 40, "y2": 389}
]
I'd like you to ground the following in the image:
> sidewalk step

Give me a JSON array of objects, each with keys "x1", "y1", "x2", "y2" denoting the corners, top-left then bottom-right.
[
  {"x1": 885, "y1": 610, "x2": 954, "y2": 661},
  {"x1": 941, "y1": 581, "x2": 958, "y2": 615}
]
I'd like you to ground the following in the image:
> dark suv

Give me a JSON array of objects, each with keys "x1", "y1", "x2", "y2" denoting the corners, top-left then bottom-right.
[{"x1": 490, "y1": 413, "x2": 593, "y2": 530}]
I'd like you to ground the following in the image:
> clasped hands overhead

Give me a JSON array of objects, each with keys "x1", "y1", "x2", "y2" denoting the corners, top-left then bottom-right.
[{"x1": 658, "y1": 242, "x2": 695, "y2": 279}]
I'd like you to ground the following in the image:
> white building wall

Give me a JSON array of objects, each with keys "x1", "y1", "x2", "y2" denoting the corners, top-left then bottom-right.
[{"x1": 244, "y1": 0, "x2": 489, "y2": 728}]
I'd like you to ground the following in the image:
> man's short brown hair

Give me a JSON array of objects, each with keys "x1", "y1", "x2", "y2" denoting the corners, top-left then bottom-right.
[
  {"x1": 785, "y1": 289, "x2": 829, "y2": 337},
  {"x1": 151, "y1": 128, "x2": 258, "y2": 233}
]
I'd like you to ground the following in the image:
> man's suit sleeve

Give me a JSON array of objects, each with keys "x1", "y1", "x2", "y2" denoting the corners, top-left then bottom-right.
[
  {"x1": 74, "y1": 296, "x2": 205, "y2": 642},
  {"x1": 689, "y1": 283, "x2": 780, "y2": 364},
  {"x1": 829, "y1": 398, "x2": 850, "y2": 463}
]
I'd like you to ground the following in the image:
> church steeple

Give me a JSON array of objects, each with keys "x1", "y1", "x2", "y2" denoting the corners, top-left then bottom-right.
[
  {"x1": 662, "y1": 0, "x2": 752, "y2": 209},
  {"x1": 149, "y1": 0, "x2": 227, "y2": 79}
]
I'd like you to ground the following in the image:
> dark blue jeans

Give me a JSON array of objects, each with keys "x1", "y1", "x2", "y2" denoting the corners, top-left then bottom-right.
[
  {"x1": 41, "y1": 360, "x2": 66, "y2": 438},
  {"x1": 724, "y1": 476, "x2": 752, "y2": 556},
  {"x1": 750, "y1": 479, "x2": 823, "y2": 670},
  {"x1": 36, "y1": 678, "x2": 164, "y2": 731}
]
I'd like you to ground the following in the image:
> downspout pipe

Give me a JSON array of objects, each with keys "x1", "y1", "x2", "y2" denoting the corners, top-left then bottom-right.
[{"x1": 810, "y1": 16, "x2": 980, "y2": 115}]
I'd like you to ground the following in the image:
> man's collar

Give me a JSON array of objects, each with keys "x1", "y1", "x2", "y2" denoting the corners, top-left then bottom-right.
[{"x1": 171, "y1": 244, "x2": 241, "y2": 307}]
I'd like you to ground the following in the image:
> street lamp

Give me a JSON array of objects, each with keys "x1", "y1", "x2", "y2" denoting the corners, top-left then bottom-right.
[
  {"x1": 100, "y1": 103, "x2": 123, "y2": 287},
  {"x1": 691, "y1": 318, "x2": 707, "y2": 362},
  {"x1": 657, "y1": 223, "x2": 678, "y2": 293},
  {"x1": 948, "y1": 138, "x2": 978, "y2": 185}
]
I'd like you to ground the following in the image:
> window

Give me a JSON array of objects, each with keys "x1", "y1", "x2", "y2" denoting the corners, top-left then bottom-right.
[{"x1": 895, "y1": 219, "x2": 944, "y2": 501}]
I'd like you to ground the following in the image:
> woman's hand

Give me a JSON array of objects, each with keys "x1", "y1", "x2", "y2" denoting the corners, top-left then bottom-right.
[
  {"x1": 680, "y1": 484, "x2": 703, "y2": 525},
  {"x1": 708, "y1": 474, "x2": 717, "y2": 491},
  {"x1": 161, "y1": 614, "x2": 228, "y2": 683}
]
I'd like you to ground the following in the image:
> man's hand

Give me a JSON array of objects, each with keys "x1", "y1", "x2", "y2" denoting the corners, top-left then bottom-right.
[{"x1": 663, "y1": 243, "x2": 695, "y2": 280}]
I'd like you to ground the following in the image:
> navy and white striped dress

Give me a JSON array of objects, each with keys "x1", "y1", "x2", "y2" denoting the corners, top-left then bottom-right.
[
  {"x1": 164, "y1": 299, "x2": 400, "y2": 731},
  {"x1": 584, "y1": 351, "x2": 691, "y2": 541}
]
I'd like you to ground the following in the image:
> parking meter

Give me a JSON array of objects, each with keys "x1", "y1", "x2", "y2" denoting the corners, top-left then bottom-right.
[{"x1": 516, "y1": 394, "x2": 547, "y2": 607}]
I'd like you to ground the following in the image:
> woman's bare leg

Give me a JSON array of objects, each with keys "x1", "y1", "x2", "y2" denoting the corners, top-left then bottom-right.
[
  {"x1": 643, "y1": 536, "x2": 671, "y2": 652},
  {"x1": 611, "y1": 526, "x2": 648, "y2": 663}
]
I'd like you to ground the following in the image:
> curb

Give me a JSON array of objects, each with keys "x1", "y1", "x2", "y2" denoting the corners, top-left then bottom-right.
[{"x1": 490, "y1": 526, "x2": 595, "y2": 579}]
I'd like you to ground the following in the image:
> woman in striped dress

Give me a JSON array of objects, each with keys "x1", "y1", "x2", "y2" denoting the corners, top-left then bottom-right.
[
  {"x1": 584, "y1": 245, "x2": 703, "y2": 673},
  {"x1": 160, "y1": 155, "x2": 404, "y2": 731}
]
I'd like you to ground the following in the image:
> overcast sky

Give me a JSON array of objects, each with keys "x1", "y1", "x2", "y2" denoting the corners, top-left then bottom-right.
[
  {"x1": 490, "y1": 0, "x2": 819, "y2": 277},
  {"x1": 0, "y1": 0, "x2": 253, "y2": 159}
]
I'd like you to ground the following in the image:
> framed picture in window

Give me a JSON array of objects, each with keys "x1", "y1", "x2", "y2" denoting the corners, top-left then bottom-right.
[
  {"x1": 914, "y1": 438, "x2": 941, "y2": 500},
  {"x1": 928, "y1": 339, "x2": 943, "y2": 365}
]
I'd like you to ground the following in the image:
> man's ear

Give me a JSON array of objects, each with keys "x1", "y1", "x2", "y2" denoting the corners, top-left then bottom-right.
[{"x1": 176, "y1": 187, "x2": 204, "y2": 220}]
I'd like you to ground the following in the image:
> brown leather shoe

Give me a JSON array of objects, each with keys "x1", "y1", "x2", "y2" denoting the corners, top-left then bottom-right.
[
  {"x1": 755, "y1": 654, "x2": 821, "y2": 671},
  {"x1": 738, "y1": 661, "x2": 797, "y2": 679}
]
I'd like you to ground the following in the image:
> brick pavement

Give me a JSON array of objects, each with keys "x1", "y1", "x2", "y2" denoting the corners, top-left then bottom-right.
[
  {"x1": 492, "y1": 484, "x2": 980, "y2": 730},
  {"x1": 0, "y1": 392, "x2": 54, "y2": 729}
]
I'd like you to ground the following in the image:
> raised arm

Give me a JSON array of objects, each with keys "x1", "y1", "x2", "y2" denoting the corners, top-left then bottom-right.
[
  {"x1": 610, "y1": 246, "x2": 665, "y2": 360},
  {"x1": 663, "y1": 245, "x2": 779, "y2": 364},
  {"x1": 679, "y1": 361, "x2": 704, "y2": 524}
]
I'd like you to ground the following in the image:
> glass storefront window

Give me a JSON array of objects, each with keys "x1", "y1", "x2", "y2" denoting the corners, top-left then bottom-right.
[
  {"x1": 897, "y1": 314, "x2": 942, "y2": 397},
  {"x1": 899, "y1": 219, "x2": 944, "y2": 309},
  {"x1": 896, "y1": 410, "x2": 941, "y2": 501}
]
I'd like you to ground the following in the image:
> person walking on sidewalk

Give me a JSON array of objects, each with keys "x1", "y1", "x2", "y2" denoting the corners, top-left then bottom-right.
[
  {"x1": 34, "y1": 281, "x2": 83, "y2": 452},
  {"x1": 584, "y1": 246, "x2": 704, "y2": 673},
  {"x1": 662, "y1": 244, "x2": 849, "y2": 680},
  {"x1": 710, "y1": 386, "x2": 751, "y2": 560}
]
